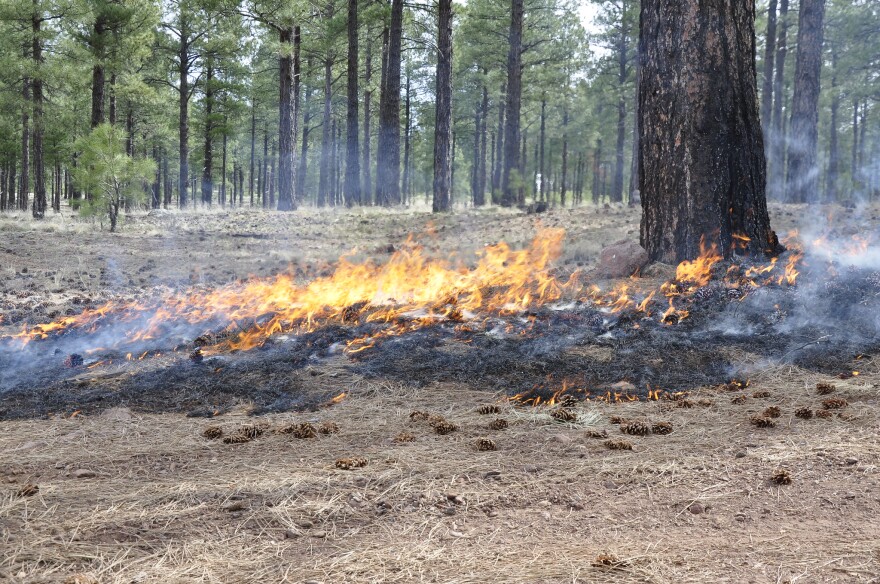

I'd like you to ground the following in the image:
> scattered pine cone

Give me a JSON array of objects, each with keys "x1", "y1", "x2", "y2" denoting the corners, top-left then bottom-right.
[
  {"x1": 605, "y1": 439, "x2": 633, "y2": 451},
  {"x1": 816, "y1": 409, "x2": 834, "y2": 419},
  {"x1": 752, "y1": 391, "x2": 771, "y2": 399},
  {"x1": 556, "y1": 394, "x2": 578, "y2": 408},
  {"x1": 609, "y1": 416, "x2": 627, "y2": 425},
  {"x1": 585, "y1": 429, "x2": 607, "y2": 439},
  {"x1": 675, "y1": 399, "x2": 694, "y2": 409},
  {"x1": 394, "y1": 431, "x2": 416, "y2": 443},
  {"x1": 317, "y1": 421, "x2": 339, "y2": 435},
  {"x1": 432, "y1": 420, "x2": 458, "y2": 435},
  {"x1": 238, "y1": 424, "x2": 265, "y2": 439},
  {"x1": 202, "y1": 425, "x2": 223, "y2": 440},
  {"x1": 821, "y1": 398, "x2": 848, "y2": 410},
  {"x1": 731, "y1": 395, "x2": 748, "y2": 404},
  {"x1": 475, "y1": 438, "x2": 497, "y2": 451},
  {"x1": 762, "y1": 406, "x2": 781, "y2": 419},
  {"x1": 335, "y1": 457, "x2": 367, "y2": 470},
  {"x1": 488, "y1": 418, "x2": 509, "y2": 430},
  {"x1": 750, "y1": 415, "x2": 776, "y2": 428},
  {"x1": 63, "y1": 353, "x2": 84, "y2": 368},
  {"x1": 620, "y1": 420, "x2": 650, "y2": 436},
  {"x1": 696, "y1": 399, "x2": 713, "y2": 407},
  {"x1": 651, "y1": 421, "x2": 674, "y2": 435},
  {"x1": 222, "y1": 431, "x2": 253, "y2": 444},
  {"x1": 16, "y1": 484, "x2": 39, "y2": 498},
  {"x1": 291, "y1": 423, "x2": 317, "y2": 439},
  {"x1": 794, "y1": 407, "x2": 813, "y2": 420},
  {"x1": 816, "y1": 382, "x2": 836, "y2": 395},
  {"x1": 551, "y1": 408, "x2": 578, "y2": 422},
  {"x1": 477, "y1": 404, "x2": 500, "y2": 415},
  {"x1": 409, "y1": 410, "x2": 431, "y2": 421},
  {"x1": 591, "y1": 553, "x2": 621, "y2": 567},
  {"x1": 771, "y1": 469, "x2": 792, "y2": 485}
]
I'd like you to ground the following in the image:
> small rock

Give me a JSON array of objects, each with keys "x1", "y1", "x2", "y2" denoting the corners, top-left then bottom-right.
[
  {"x1": 73, "y1": 469, "x2": 96, "y2": 479},
  {"x1": 442, "y1": 506, "x2": 456, "y2": 516},
  {"x1": 483, "y1": 470, "x2": 502, "y2": 480},
  {"x1": 735, "y1": 451, "x2": 747, "y2": 459},
  {"x1": 845, "y1": 458, "x2": 858, "y2": 465},
  {"x1": 284, "y1": 529, "x2": 299, "y2": 539},
  {"x1": 593, "y1": 240, "x2": 650, "y2": 278},
  {"x1": 224, "y1": 501, "x2": 246, "y2": 512},
  {"x1": 297, "y1": 519, "x2": 314, "y2": 529},
  {"x1": 689, "y1": 503, "x2": 704, "y2": 515},
  {"x1": 310, "y1": 530, "x2": 327, "y2": 538}
]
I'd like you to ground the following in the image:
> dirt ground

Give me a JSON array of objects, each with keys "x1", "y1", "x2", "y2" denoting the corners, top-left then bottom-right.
[{"x1": 2, "y1": 204, "x2": 880, "y2": 583}]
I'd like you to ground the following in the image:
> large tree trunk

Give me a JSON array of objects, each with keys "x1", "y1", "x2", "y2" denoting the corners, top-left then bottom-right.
[
  {"x1": 362, "y1": 38, "x2": 373, "y2": 205},
  {"x1": 318, "y1": 57, "x2": 333, "y2": 207},
  {"x1": 344, "y1": 0, "x2": 361, "y2": 206},
  {"x1": 785, "y1": 0, "x2": 826, "y2": 204},
  {"x1": 760, "y1": 0, "x2": 778, "y2": 133},
  {"x1": 639, "y1": 0, "x2": 780, "y2": 262},
  {"x1": 375, "y1": 0, "x2": 403, "y2": 206},
  {"x1": 500, "y1": 0, "x2": 523, "y2": 207},
  {"x1": 31, "y1": 5, "x2": 46, "y2": 219},
  {"x1": 768, "y1": 0, "x2": 789, "y2": 199},
  {"x1": 432, "y1": 0, "x2": 453, "y2": 212},
  {"x1": 277, "y1": 26, "x2": 297, "y2": 211},
  {"x1": 201, "y1": 60, "x2": 214, "y2": 206}
]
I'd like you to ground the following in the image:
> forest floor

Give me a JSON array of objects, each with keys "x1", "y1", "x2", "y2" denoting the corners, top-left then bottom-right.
[{"x1": 2, "y1": 203, "x2": 880, "y2": 583}]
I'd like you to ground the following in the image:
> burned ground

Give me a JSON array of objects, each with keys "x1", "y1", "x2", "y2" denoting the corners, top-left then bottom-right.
[{"x1": 2, "y1": 204, "x2": 880, "y2": 583}]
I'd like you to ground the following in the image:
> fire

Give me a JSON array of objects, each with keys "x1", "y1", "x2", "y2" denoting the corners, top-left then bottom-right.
[{"x1": 673, "y1": 238, "x2": 722, "y2": 288}]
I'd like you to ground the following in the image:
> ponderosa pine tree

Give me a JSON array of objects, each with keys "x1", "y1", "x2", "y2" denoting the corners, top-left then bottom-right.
[{"x1": 431, "y1": 0, "x2": 452, "y2": 212}]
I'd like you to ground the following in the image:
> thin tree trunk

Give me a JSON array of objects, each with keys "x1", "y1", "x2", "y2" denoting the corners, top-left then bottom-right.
[
  {"x1": 492, "y1": 82, "x2": 505, "y2": 201},
  {"x1": 826, "y1": 43, "x2": 839, "y2": 203},
  {"x1": 612, "y1": 4, "x2": 629, "y2": 204},
  {"x1": 432, "y1": 0, "x2": 453, "y2": 212},
  {"x1": 277, "y1": 26, "x2": 296, "y2": 211},
  {"x1": 344, "y1": 0, "x2": 361, "y2": 206},
  {"x1": 31, "y1": 3, "x2": 46, "y2": 219},
  {"x1": 477, "y1": 80, "x2": 488, "y2": 205},
  {"x1": 785, "y1": 0, "x2": 826, "y2": 204},
  {"x1": 362, "y1": 37, "x2": 373, "y2": 205},
  {"x1": 261, "y1": 126, "x2": 268, "y2": 207},
  {"x1": 249, "y1": 100, "x2": 256, "y2": 206},
  {"x1": 298, "y1": 59, "x2": 313, "y2": 203},
  {"x1": 201, "y1": 60, "x2": 213, "y2": 206},
  {"x1": 628, "y1": 57, "x2": 640, "y2": 205},
  {"x1": 761, "y1": 0, "x2": 778, "y2": 133},
  {"x1": 90, "y1": 12, "x2": 107, "y2": 129},
  {"x1": 221, "y1": 117, "x2": 228, "y2": 207},
  {"x1": 639, "y1": 0, "x2": 780, "y2": 262},
  {"x1": 501, "y1": 0, "x2": 523, "y2": 207},
  {"x1": 178, "y1": 31, "x2": 190, "y2": 208},
  {"x1": 163, "y1": 153, "x2": 171, "y2": 208},
  {"x1": 471, "y1": 103, "x2": 481, "y2": 206},
  {"x1": 769, "y1": 0, "x2": 789, "y2": 198},
  {"x1": 375, "y1": 0, "x2": 403, "y2": 206},
  {"x1": 318, "y1": 57, "x2": 333, "y2": 207},
  {"x1": 539, "y1": 95, "x2": 546, "y2": 199},
  {"x1": 402, "y1": 68, "x2": 412, "y2": 204},
  {"x1": 561, "y1": 110, "x2": 568, "y2": 207},
  {"x1": 19, "y1": 67, "x2": 30, "y2": 212}
]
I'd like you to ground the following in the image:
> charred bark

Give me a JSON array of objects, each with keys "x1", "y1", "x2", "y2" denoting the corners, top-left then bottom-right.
[
  {"x1": 500, "y1": 0, "x2": 523, "y2": 207},
  {"x1": 431, "y1": 0, "x2": 453, "y2": 212},
  {"x1": 638, "y1": 0, "x2": 780, "y2": 262}
]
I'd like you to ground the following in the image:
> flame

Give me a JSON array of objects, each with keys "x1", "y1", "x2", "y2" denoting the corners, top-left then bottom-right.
[{"x1": 674, "y1": 238, "x2": 722, "y2": 288}]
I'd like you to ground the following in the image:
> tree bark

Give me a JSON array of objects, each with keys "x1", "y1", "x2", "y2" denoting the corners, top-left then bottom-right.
[
  {"x1": 298, "y1": 59, "x2": 313, "y2": 203},
  {"x1": 768, "y1": 0, "x2": 789, "y2": 198},
  {"x1": 362, "y1": 37, "x2": 373, "y2": 205},
  {"x1": 19, "y1": 68, "x2": 30, "y2": 212},
  {"x1": 318, "y1": 57, "x2": 333, "y2": 207},
  {"x1": 561, "y1": 109, "x2": 568, "y2": 207},
  {"x1": 639, "y1": 0, "x2": 780, "y2": 262},
  {"x1": 31, "y1": 3, "x2": 46, "y2": 219},
  {"x1": 628, "y1": 57, "x2": 640, "y2": 206},
  {"x1": 760, "y1": 0, "x2": 778, "y2": 133},
  {"x1": 249, "y1": 99, "x2": 256, "y2": 206},
  {"x1": 500, "y1": 0, "x2": 523, "y2": 207},
  {"x1": 491, "y1": 82, "x2": 505, "y2": 201},
  {"x1": 201, "y1": 60, "x2": 214, "y2": 206},
  {"x1": 432, "y1": 0, "x2": 453, "y2": 212},
  {"x1": 375, "y1": 0, "x2": 403, "y2": 206},
  {"x1": 401, "y1": 69, "x2": 411, "y2": 204},
  {"x1": 539, "y1": 95, "x2": 546, "y2": 199},
  {"x1": 612, "y1": 3, "x2": 630, "y2": 204},
  {"x1": 344, "y1": 0, "x2": 361, "y2": 206},
  {"x1": 477, "y1": 80, "x2": 488, "y2": 206},
  {"x1": 178, "y1": 30, "x2": 190, "y2": 208},
  {"x1": 826, "y1": 43, "x2": 839, "y2": 203},
  {"x1": 90, "y1": 12, "x2": 107, "y2": 129},
  {"x1": 277, "y1": 26, "x2": 297, "y2": 211},
  {"x1": 785, "y1": 0, "x2": 826, "y2": 204}
]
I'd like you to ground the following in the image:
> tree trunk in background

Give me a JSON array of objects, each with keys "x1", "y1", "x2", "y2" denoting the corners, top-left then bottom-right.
[
  {"x1": 362, "y1": 36, "x2": 372, "y2": 205},
  {"x1": 769, "y1": 0, "x2": 789, "y2": 199},
  {"x1": 108, "y1": 74, "x2": 117, "y2": 125},
  {"x1": 477, "y1": 81, "x2": 488, "y2": 205},
  {"x1": 163, "y1": 154, "x2": 171, "y2": 208},
  {"x1": 592, "y1": 140, "x2": 601, "y2": 204},
  {"x1": 539, "y1": 95, "x2": 546, "y2": 199},
  {"x1": 249, "y1": 100, "x2": 256, "y2": 206},
  {"x1": 471, "y1": 103, "x2": 482, "y2": 206},
  {"x1": 152, "y1": 145, "x2": 161, "y2": 208},
  {"x1": 261, "y1": 126, "x2": 268, "y2": 206},
  {"x1": 201, "y1": 61, "x2": 214, "y2": 206},
  {"x1": 298, "y1": 60, "x2": 313, "y2": 202},
  {"x1": 402, "y1": 70, "x2": 411, "y2": 204},
  {"x1": 501, "y1": 0, "x2": 523, "y2": 207},
  {"x1": 277, "y1": 26, "x2": 296, "y2": 211},
  {"x1": 90, "y1": 13, "x2": 107, "y2": 129},
  {"x1": 344, "y1": 0, "x2": 361, "y2": 206},
  {"x1": 293, "y1": 26, "x2": 301, "y2": 200},
  {"x1": 826, "y1": 44, "x2": 839, "y2": 203},
  {"x1": 178, "y1": 30, "x2": 190, "y2": 208},
  {"x1": 19, "y1": 70, "x2": 30, "y2": 212},
  {"x1": 491, "y1": 83, "x2": 505, "y2": 202},
  {"x1": 31, "y1": 4, "x2": 46, "y2": 219},
  {"x1": 785, "y1": 0, "x2": 826, "y2": 204},
  {"x1": 561, "y1": 109, "x2": 568, "y2": 207},
  {"x1": 852, "y1": 99, "x2": 859, "y2": 195},
  {"x1": 639, "y1": 0, "x2": 780, "y2": 262},
  {"x1": 221, "y1": 118, "x2": 228, "y2": 207},
  {"x1": 432, "y1": 0, "x2": 453, "y2": 212},
  {"x1": 761, "y1": 0, "x2": 778, "y2": 133},
  {"x1": 628, "y1": 57, "x2": 640, "y2": 206},
  {"x1": 318, "y1": 57, "x2": 333, "y2": 207},
  {"x1": 268, "y1": 140, "x2": 276, "y2": 208},
  {"x1": 376, "y1": 0, "x2": 403, "y2": 206},
  {"x1": 612, "y1": 4, "x2": 629, "y2": 204}
]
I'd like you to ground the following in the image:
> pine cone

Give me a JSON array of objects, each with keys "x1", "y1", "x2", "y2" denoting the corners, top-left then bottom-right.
[
  {"x1": 794, "y1": 407, "x2": 813, "y2": 419},
  {"x1": 335, "y1": 457, "x2": 367, "y2": 470},
  {"x1": 477, "y1": 404, "x2": 500, "y2": 415},
  {"x1": 202, "y1": 425, "x2": 223, "y2": 440},
  {"x1": 605, "y1": 439, "x2": 633, "y2": 451},
  {"x1": 651, "y1": 421, "x2": 674, "y2": 435},
  {"x1": 488, "y1": 418, "x2": 509, "y2": 430},
  {"x1": 222, "y1": 431, "x2": 253, "y2": 444},
  {"x1": 475, "y1": 438, "x2": 496, "y2": 451},
  {"x1": 609, "y1": 416, "x2": 628, "y2": 425},
  {"x1": 731, "y1": 395, "x2": 748, "y2": 404},
  {"x1": 551, "y1": 409, "x2": 577, "y2": 422},
  {"x1": 750, "y1": 415, "x2": 776, "y2": 428},
  {"x1": 394, "y1": 431, "x2": 416, "y2": 443},
  {"x1": 752, "y1": 391, "x2": 771, "y2": 399},
  {"x1": 16, "y1": 484, "x2": 39, "y2": 498},
  {"x1": 675, "y1": 399, "x2": 694, "y2": 409},
  {"x1": 318, "y1": 421, "x2": 339, "y2": 435},
  {"x1": 762, "y1": 406, "x2": 781, "y2": 419},
  {"x1": 821, "y1": 398, "x2": 848, "y2": 410},
  {"x1": 585, "y1": 429, "x2": 607, "y2": 439},
  {"x1": 816, "y1": 409, "x2": 834, "y2": 419},
  {"x1": 771, "y1": 469, "x2": 792, "y2": 485},
  {"x1": 816, "y1": 382, "x2": 836, "y2": 395},
  {"x1": 432, "y1": 420, "x2": 458, "y2": 435},
  {"x1": 591, "y1": 554, "x2": 621, "y2": 567},
  {"x1": 409, "y1": 410, "x2": 431, "y2": 421},
  {"x1": 620, "y1": 420, "x2": 650, "y2": 436}
]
